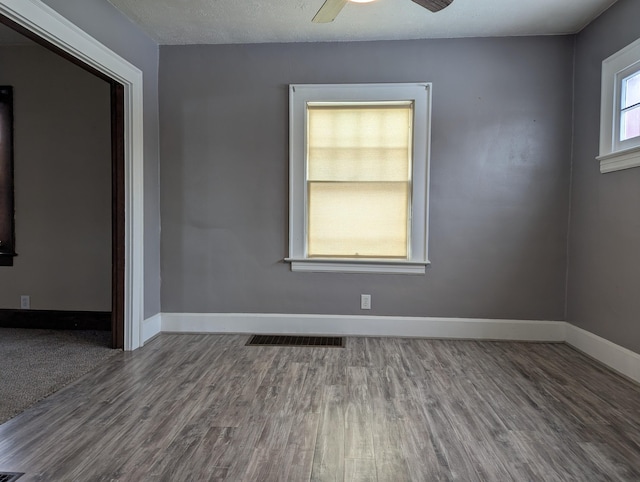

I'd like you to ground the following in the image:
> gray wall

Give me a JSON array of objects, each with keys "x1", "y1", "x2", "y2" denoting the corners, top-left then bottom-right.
[
  {"x1": 567, "y1": 0, "x2": 640, "y2": 353},
  {"x1": 159, "y1": 36, "x2": 574, "y2": 319},
  {"x1": 42, "y1": 0, "x2": 162, "y2": 318},
  {"x1": 0, "y1": 45, "x2": 111, "y2": 311}
]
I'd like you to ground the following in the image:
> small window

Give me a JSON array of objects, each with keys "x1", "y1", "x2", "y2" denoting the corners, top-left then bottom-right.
[
  {"x1": 619, "y1": 69, "x2": 640, "y2": 145},
  {"x1": 0, "y1": 86, "x2": 15, "y2": 266},
  {"x1": 598, "y1": 38, "x2": 640, "y2": 173},
  {"x1": 287, "y1": 83, "x2": 431, "y2": 274}
]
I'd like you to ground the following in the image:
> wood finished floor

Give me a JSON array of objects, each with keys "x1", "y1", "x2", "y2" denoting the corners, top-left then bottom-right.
[{"x1": 1, "y1": 335, "x2": 639, "y2": 481}]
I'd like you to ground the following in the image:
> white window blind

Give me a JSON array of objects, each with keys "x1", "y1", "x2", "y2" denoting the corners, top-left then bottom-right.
[{"x1": 306, "y1": 103, "x2": 413, "y2": 258}]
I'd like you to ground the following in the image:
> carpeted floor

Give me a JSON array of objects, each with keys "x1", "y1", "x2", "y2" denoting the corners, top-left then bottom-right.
[{"x1": 0, "y1": 328, "x2": 121, "y2": 424}]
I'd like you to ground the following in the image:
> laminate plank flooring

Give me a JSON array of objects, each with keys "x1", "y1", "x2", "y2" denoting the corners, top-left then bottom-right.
[{"x1": 1, "y1": 335, "x2": 639, "y2": 481}]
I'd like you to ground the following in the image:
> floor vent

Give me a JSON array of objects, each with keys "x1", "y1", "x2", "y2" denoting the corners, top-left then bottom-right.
[
  {"x1": 246, "y1": 334, "x2": 344, "y2": 348},
  {"x1": 0, "y1": 473, "x2": 24, "y2": 482}
]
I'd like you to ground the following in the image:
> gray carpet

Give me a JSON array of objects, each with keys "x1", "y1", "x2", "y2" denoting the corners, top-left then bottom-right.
[{"x1": 0, "y1": 328, "x2": 121, "y2": 424}]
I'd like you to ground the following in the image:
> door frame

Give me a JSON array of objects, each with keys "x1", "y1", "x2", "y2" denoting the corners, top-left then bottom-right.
[{"x1": 0, "y1": 0, "x2": 145, "y2": 350}]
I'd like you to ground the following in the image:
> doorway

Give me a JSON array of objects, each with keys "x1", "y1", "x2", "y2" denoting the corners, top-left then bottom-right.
[
  {"x1": 0, "y1": 17, "x2": 125, "y2": 349},
  {"x1": 0, "y1": 0, "x2": 146, "y2": 351}
]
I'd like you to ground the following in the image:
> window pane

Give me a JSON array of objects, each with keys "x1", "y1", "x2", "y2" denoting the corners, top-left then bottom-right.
[
  {"x1": 623, "y1": 71, "x2": 640, "y2": 109},
  {"x1": 306, "y1": 102, "x2": 414, "y2": 259},
  {"x1": 621, "y1": 105, "x2": 640, "y2": 141},
  {"x1": 308, "y1": 181, "x2": 409, "y2": 258},
  {"x1": 307, "y1": 104, "x2": 412, "y2": 182}
]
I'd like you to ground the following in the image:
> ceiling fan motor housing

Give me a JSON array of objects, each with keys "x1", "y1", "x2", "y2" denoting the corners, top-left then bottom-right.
[{"x1": 313, "y1": 0, "x2": 454, "y2": 23}]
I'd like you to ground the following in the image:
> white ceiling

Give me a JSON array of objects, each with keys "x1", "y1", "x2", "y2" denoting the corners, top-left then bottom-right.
[{"x1": 106, "y1": 0, "x2": 617, "y2": 45}]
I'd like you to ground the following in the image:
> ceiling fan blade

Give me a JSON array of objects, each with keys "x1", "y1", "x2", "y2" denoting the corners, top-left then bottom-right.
[
  {"x1": 410, "y1": 0, "x2": 454, "y2": 13},
  {"x1": 313, "y1": 0, "x2": 348, "y2": 23}
]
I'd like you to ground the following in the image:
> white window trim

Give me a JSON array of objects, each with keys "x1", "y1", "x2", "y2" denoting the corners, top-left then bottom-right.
[
  {"x1": 598, "y1": 37, "x2": 640, "y2": 173},
  {"x1": 286, "y1": 83, "x2": 431, "y2": 275}
]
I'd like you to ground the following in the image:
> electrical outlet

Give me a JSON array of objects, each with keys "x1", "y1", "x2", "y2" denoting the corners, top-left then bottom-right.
[
  {"x1": 20, "y1": 295, "x2": 30, "y2": 310},
  {"x1": 361, "y1": 294, "x2": 371, "y2": 310}
]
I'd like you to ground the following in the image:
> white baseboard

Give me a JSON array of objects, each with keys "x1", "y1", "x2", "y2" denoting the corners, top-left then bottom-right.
[
  {"x1": 565, "y1": 324, "x2": 640, "y2": 384},
  {"x1": 160, "y1": 312, "x2": 566, "y2": 342},
  {"x1": 141, "y1": 313, "x2": 162, "y2": 344},
  {"x1": 153, "y1": 312, "x2": 640, "y2": 384}
]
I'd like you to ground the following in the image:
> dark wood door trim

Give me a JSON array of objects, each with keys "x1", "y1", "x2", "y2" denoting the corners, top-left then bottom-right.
[
  {"x1": 0, "y1": 16, "x2": 112, "y2": 84},
  {"x1": 111, "y1": 83, "x2": 125, "y2": 349}
]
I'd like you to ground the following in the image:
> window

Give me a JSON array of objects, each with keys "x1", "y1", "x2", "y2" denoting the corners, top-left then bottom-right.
[
  {"x1": 286, "y1": 83, "x2": 431, "y2": 274},
  {"x1": 0, "y1": 86, "x2": 15, "y2": 267},
  {"x1": 618, "y1": 69, "x2": 640, "y2": 147},
  {"x1": 598, "y1": 38, "x2": 640, "y2": 173}
]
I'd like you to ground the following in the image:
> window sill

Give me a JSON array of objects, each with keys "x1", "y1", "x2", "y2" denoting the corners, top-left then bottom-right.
[
  {"x1": 285, "y1": 258, "x2": 429, "y2": 274},
  {"x1": 597, "y1": 146, "x2": 640, "y2": 173}
]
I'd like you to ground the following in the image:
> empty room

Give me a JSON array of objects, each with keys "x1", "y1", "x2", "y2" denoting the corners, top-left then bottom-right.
[{"x1": 0, "y1": 0, "x2": 639, "y2": 480}]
